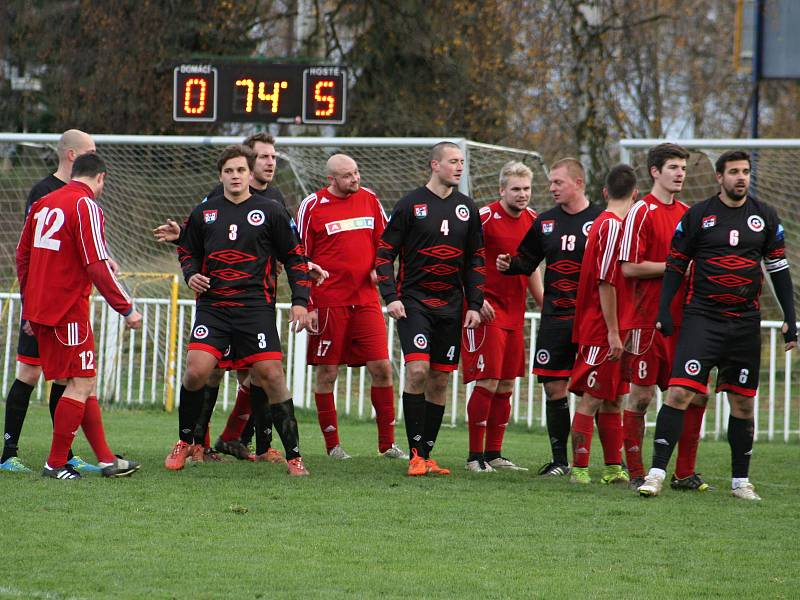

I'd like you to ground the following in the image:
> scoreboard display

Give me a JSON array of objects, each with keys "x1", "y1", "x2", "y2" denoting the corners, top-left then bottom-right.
[{"x1": 173, "y1": 62, "x2": 347, "y2": 125}]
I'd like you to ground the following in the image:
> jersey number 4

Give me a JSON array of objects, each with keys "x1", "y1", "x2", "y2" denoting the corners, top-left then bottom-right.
[{"x1": 33, "y1": 207, "x2": 65, "y2": 251}]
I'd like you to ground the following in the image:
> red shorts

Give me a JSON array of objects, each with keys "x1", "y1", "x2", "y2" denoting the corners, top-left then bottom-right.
[
  {"x1": 461, "y1": 323, "x2": 524, "y2": 383},
  {"x1": 31, "y1": 321, "x2": 96, "y2": 380},
  {"x1": 622, "y1": 327, "x2": 679, "y2": 391},
  {"x1": 307, "y1": 302, "x2": 389, "y2": 367},
  {"x1": 569, "y1": 344, "x2": 629, "y2": 402}
]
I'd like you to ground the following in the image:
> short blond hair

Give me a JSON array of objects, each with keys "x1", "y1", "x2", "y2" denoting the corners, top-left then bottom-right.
[
  {"x1": 499, "y1": 161, "x2": 533, "y2": 189},
  {"x1": 550, "y1": 157, "x2": 585, "y2": 183}
]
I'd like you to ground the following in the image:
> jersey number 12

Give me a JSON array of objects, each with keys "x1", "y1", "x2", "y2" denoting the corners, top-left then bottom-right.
[{"x1": 33, "y1": 207, "x2": 65, "y2": 251}]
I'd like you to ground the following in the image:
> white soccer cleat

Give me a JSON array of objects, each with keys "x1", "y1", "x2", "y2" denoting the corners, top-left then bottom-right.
[
  {"x1": 638, "y1": 471, "x2": 665, "y2": 497},
  {"x1": 487, "y1": 456, "x2": 529, "y2": 471},
  {"x1": 731, "y1": 482, "x2": 762, "y2": 501},
  {"x1": 381, "y1": 444, "x2": 409, "y2": 460},
  {"x1": 465, "y1": 459, "x2": 495, "y2": 473},
  {"x1": 327, "y1": 445, "x2": 352, "y2": 460}
]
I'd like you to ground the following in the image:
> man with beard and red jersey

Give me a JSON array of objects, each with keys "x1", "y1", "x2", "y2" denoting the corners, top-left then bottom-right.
[
  {"x1": 497, "y1": 158, "x2": 603, "y2": 477},
  {"x1": 461, "y1": 161, "x2": 542, "y2": 473},
  {"x1": 568, "y1": 164, "x2": 638, "y2": 485},
  {"x1": 618, "y1": 143, "x2": 709, "y2": 492},
  {"x1": 639, "y1": 150, "x2": 797, "y2": 500},
  {"x1": 296, "y1": 153, "x2": 406, "y2": 460},
  {"x1": 376, "y1": 141, "x2": 484, "y2": 477}
]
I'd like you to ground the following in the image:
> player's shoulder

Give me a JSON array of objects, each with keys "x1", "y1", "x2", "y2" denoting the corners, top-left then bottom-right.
[
  {"x1": 452, "y1": 190, "x2": 478, "y2": 209},
  {"x1": 202, "y1": 183, "x2": 224, "y2": 203},
  {"x1": 478, "y1": 200, "x2": 499, "y2": 224},
  {"x1": 684, "y1": 195, "x2": 717, "y2": 216},
  {"x1": 298, "y1": 191, "x2": 321, "y2": 215},
  {"x1": 585, "y1": 202, "x2": 605, "y2": 218},
  {"x1": 747, "y1": 195, "x2": 779, "y2": 219},
  {"x1": 525, "y1": 206, "x2": 538, "y2": 219},
  {"x1": 359, "y1": 186, "x2": 380, "y2": 201},
  {"x1": 536, "y1": 205, "x2": 563, "y2": 221}
]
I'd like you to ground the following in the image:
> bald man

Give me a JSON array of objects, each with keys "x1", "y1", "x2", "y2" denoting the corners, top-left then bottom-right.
[
  {"x1": 296, "y1": 154, "x2": 406, "y2": 460},
  {"x1": 2, "y1": 129, "x2": 102, "y2": 473}
]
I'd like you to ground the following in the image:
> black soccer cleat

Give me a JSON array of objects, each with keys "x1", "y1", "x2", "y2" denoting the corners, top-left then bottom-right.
[
  {"x1": 628, "y1": 475, "x2": 645, "y2": 491},
  {"x1": 670, "y1": 472, "x2": 712, "y2": 492},
  {"x1": 101, "y1": 456, "x2": 141, "y2": 478},
  {"x1": 42, "y1": 464, "x2": 82, "y2": 480},
  {"x1": 537, "y1": 461, "x2": 571, "y2": 476}
]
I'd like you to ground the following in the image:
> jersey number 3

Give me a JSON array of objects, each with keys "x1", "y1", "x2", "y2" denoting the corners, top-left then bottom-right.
[{"x1": 33, "y1": 207, "x2": 65, "y2": 251}]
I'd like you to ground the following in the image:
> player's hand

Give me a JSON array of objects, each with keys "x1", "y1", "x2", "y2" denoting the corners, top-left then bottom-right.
[
  {"x1": 607, "y1": 330, "x2": 623, "y2": 360},
  {"x1": 276, "y1": 262, "x2": 284, "y2": 276},
  {"x1": 655, "y1": 307, "x2": 673, "y2": 337},
  {"x1": 125, "y1": 310, "x2": 143, "y2": 330},
  {"x1": 308, "y1": 309, "x2": 319, "y2": 334},
  {"x1": 387, "y1": 300, "x2": 406, "y2": 320},
  {"x1": 782, "y1": 321, "x2": 798, "y2": 351},
  {"x1": 463, "y1": 309, "x2": 481, "y2": 329},
  {"x1": 108, "y1": 257, "x2": 120, "y2": 276},
  {"x1": 308, "y1": 261, "x2": 329, "y2": 285},
  {"x1": 496, "y1": 253, "x2": 512, "y2": 272},
  {"x1": 370, "y1": 269, "x2": 378, "y2": 286},
  {"x1": 153, "y1": 219, "x2": 180, "y2": 243},
  {"x1": 22, "y1": 320, "x2": 34, "y2": 336},
  {"x1": 188, "y1": 274, "x2": 211, "y2": 294},
  {"x1": 290, "y1": 305, "x2": 309, "y2": 332},
  {"x1": 479, "y1": 300, "x2": 495, "y2": 322}
]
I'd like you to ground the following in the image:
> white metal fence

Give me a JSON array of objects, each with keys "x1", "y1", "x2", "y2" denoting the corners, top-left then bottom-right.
[{"x1": 2, "y1": 292, "x2": 799, "y2": 441}]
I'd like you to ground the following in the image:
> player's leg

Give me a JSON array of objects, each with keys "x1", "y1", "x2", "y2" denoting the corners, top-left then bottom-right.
[
  {"x1": 462, "y1": 323, "x2": 499, "y2": 471},
  {"x1": 314, "y1": 363, "x2": 347, "y2": 458},
  {"x1": 727, "y1": 393, "x2": 759, "y2": 500},
  {"x1": 193, "y1": 367, "x2": 224, "y2": 454},
  {"x1": 596, "y1": 398, "x2": 626, "y2": 485},
  {"x1": 365, "y1": 359, "x2": 402, "y2": 457},
  {"x1": 215, "y1": 370, "x2": 257, "y2": 460},
  {"x1": 250, "y1": 370, "x2": 283, "y2": 463},
  {"x1": 466, "y1": 379, "x2": 496, "y2": 471},
  {"x1": 1, "y1": 360, "x2": 41, "y2": 472}
]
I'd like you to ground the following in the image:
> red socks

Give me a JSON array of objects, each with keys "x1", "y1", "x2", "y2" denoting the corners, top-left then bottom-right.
[
  {"x1": 371, "y1": 385, "x2": 395, "y2": 453},
  {"x1": 675, "y1": 403, "x2": 705, "y2": 479},
  {"x1": 467, "y1": 386, "x2": 493, "y2": 454},
  {"x1": 597, "y1": 411, "x2": 623, "y2": 466},
  {"x1": 623, "y1": 409, "x2": 646, "y2": 478},
  {"x1": 48, "y1": 396, "x2": 86, "y2": 468},
  {"x1": 315, "y1": 392, "x2": 339, "y2": 451},
  {"x1": 81, "y1": 396, "x2": 115, "y2": 464},
  {"x1": 220, "y1": 384, "x2": 251, "y2": 442},
  {"x1": 571, "y1": 412, "x2": 594, "y2": 468},
  {"x1": 486, "y1": 392, "x2": 512, "y2": 453}
]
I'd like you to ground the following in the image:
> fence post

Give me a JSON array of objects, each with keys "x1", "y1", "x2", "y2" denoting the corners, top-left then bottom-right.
[{"x1": 165, "y1": 275, "x2": 180, "y2": 412}]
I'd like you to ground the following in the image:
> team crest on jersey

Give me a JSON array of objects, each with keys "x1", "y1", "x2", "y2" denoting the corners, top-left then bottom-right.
[
  {"x1": 203, "y1": 210, "x2": 218, "y2": 223},
  {"x1": 536, "y1": 349, "x2": 550, "y2": 365},
  {"x1": 455, "y1": 204, "x2": 470, "y2": 221},
  {"x1": 414, "y1": 204, "x2": 428, "y2": 219},
  {"x1": 413, "y1": 334, "x2": 428, "y2": 349},
  {"x1": 702, "y1": 215, "x2": 716, "y2": 229},
  {"x1": 193, "y1": 325, "x2": 209, "y2": 340},
  {"x1": 747, "y1": 215, "x2": 765, "y2": 232},
  {"x1": 247, "y1": 209, "x2": 265, "y2": 226},
  {"x1": 541, "y1": 220, "x2": 555, "y2": 235},
  {"x1": 582, "y1": 221, "x2": 593, "y2": 236},
  {"x1": 684, "y1": 359, "x2": 701, "y2": 376}
]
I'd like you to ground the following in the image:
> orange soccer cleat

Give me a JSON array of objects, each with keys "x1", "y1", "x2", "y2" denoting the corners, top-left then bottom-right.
[
  {"x1": 165, "y1": 441, "x2": 193, "y2": 471},
  {"x1": 407, "y1": 449, "x2": 427, "y2": 476},
  {"x1": 425, "y1": 457, "x2": 451, "y2": 476},
  {"x1": 189, "y1": 443, "x2": 205, "y2": 463},
  {"x1": 286, "y1": 457, "x2": 310, "y2": 476},
  {"x1": 255, "y1": 448, "x2": 286, "y2": 464}
]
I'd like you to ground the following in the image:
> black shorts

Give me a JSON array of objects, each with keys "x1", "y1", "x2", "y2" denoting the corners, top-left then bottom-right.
[
  {"x1": 397, "y1": 308, "x2": 461, "y2": 372},
  {"x1": 17, "y1": 318, "x2": 40, "y2": 365},
  {"x1": 669, "y1": 313, "x2": 760, "y2": 398},
  {"x1": 188, "y1": 305, "x2": 282, "y2": 368},
  {"x1": 533, "y1": 318, "x2": 577, "y2": 382}
]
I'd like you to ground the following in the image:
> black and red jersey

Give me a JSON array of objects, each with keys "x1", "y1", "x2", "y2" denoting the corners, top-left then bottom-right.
[
  {"x1": 178, "y1": 193, "x2": 310, "y2": 309},
  {"x1": 506, "y1": 203, "x2": 603, "y2": 319},
  {"x1": 667, "y1": 194, "x2": 788, "y2": 318},
  {"x1": 376, "y1": 186, "x2": 484, "y2": 314},
  {"x1": 25, "y1": 174, "x2": 67, "y2": 217},
  {"x1": 205, "y1": 182, "x2": 286, "y2": 208}
]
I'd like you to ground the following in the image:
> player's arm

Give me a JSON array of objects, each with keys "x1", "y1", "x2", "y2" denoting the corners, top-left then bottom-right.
[
  {"x1": 271, "y1": 207, "x2": 311, "y2": 331},
  {"x1": 527, "y1": 268, "x2": 544, "y2": 309},
  {"x1": 763, "y1": 214, "x2": 797, "y2": 348},
  {"x1": 177, "y1": 208, "x2": 208, "y2": 293},
  {"x1": 153, "y1": 218, "x2": 185, "y2": 245},
  {"x1": 656, "y1": 213, "x2": 695, "y2": 336},
  {"x1": 15, "y1": 209, "x2": 35, "y2": 296},
  {"x1": 499, "y1": 220, "x2": 543, "y2": 276},
  {"x1": 376, "y1": 199, "x2": 409, "y2": 319},
  {"x1": 599, "y1": 281, "x2": 622, "y2": 359},
  {"x1": 618, "y1": 201, "x2": 664, "y2": 279},
  {"x1": 620, "y1": 260, "x2": 665, "y2": 279},
  {"x1": 462, "y1": 207, "x2": 485, "y2": 328},
  {"x1": 371, "y1": 194, "x2": 390, "y2": 285},
  {"x1": 597, "y1": 219, "x2": 624, "y2": 358}
]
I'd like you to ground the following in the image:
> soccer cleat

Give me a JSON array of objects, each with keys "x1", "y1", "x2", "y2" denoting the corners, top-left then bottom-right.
[
  {"x1": 214, "y1": 437, "x2": 255, "y2": 461},
  {"x1": 638, "y1": 472, "x2": 665, "y2": 497},
  {"x1": 570, "y1": 466, "x2": 591, "y2": 484},
  {"x1": 731, "y1": 482, "x2": 761, "y2": 501},
  {"x1": 537, "y1": 462, "x2": 571, "y2": 476},
  {"x1": 165, "y1": 440, "x2": 193, "y2": 471},
  {"x1": 671, "y1": 473, "x2": 712, "y2": 492},
  {"x1": 42, "y1": 463, "x2": 82, "y2": 480},
  {"x1": 203, "y1": 448, "x2": 223, "y2": 462},
  {"x1": 381, "y1": 444, "x2": 409, "y2": 460},
  {"x1": 327, "y1": 444, "x2": 352, "y2": 460},
  {"x1": 0, "y1": 457, "x2": 32, "y2": 473},
  {"x1": 425, "y1": 458, "x2": 450, "y2": 476},
  {"x1": 189, "y1": 444, "x2": 205, "y2": 463},
  {"x1": 600, "y1": 465, "x2": 630, "y2": 485},
  {"x1": 465, "y1": 459, "x2": 495, "y2": 473},
  {"x1": 286, "y1": 457, "x2": 310, "y2": 476},
  {"x1": 628, "y1": 475, "x2": 645, "y2": 491},
  {"x1": 487, "y1": 456, "x2": 529, "y2": 471},
  {"x1": 67, "y1": 455, "x2": 102, "y2": 473},
  {"x1": 255, "y1": 448, "x2": 286, "y2": 464},
  {"x1": 100, "y1": 456, "x2": 141, "y2": 478},
  {"x1": 407, "y1": 449, "x2": 427, "y2": 476}
]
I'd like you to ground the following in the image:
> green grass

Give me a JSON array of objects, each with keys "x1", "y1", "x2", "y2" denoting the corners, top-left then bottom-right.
[{"x1": 1, "y1": 405, "x2": 799, "y2": 600}]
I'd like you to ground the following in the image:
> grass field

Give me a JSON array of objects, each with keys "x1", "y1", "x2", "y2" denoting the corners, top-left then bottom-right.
[{"x1": 1, "y1": 404, "x2": 799, "y2": 600}]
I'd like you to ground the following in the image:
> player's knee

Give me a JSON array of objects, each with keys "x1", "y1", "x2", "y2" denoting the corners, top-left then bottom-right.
[
  {"x1": 315, "y1": 365, "x2": 339, "y2": 389},
  {"x1": 206, "y1": 368, "x2": 224, "y2": 387},
  {"x1": 253, "y1": 360, "x2": 286, "y2": 389},
  {"x1": 16, "y1": 362, "x2": 42, "y2": 386},
  {"x1": 405, "y1": 361, "x2": 429, "y2": 389},
  {"x1": 427, "y1": 370, "x2": 450, "y2": 395},
  {"x1": 368, "y1": 360, "x2": 392, "y2": 387},
  {"x1": 626, "y1": 388, "x2": 653, "y2": 413},
  {"x1": 665, "y1": 386, "x2": 693, "y2": 409},
  {"x1": 543, "y1": 380, "x2": 568, "y2": 401},
  {"x1": 691, "y1": 393, "x2": 709, "y2": 408},
  {"x1": 182, "y1": 364, "x2": 211, "y2": 390},
  {"x1": 238, "y1": 370, "x2": 251, "y2": 386},
  {"x1": 67, "y1": 376, "x2": 96, "y2": 400},
  {"x1": 728, "y1": 394, "x2": 754, "y2": 419},
  {"x1": 495, "y1": 379, "x2": 514, "y2": 395}
]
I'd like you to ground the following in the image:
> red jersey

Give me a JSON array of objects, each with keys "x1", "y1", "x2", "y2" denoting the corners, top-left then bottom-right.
[
  {"x1": 573, "y1": 210, "x2": 625, "y2": 346},
  {"x1": 16, "y1": 180, "x2": 131, "y2": 326},
  {"x1": 618, "y1": 193, "x2": 687, "y2": 329},
  {"x1": 479, "y1": 200, "x2": 537, "y2": 329},
  {"x1": 297, "y1": 186, "x2": 387, "y2": 308}
]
